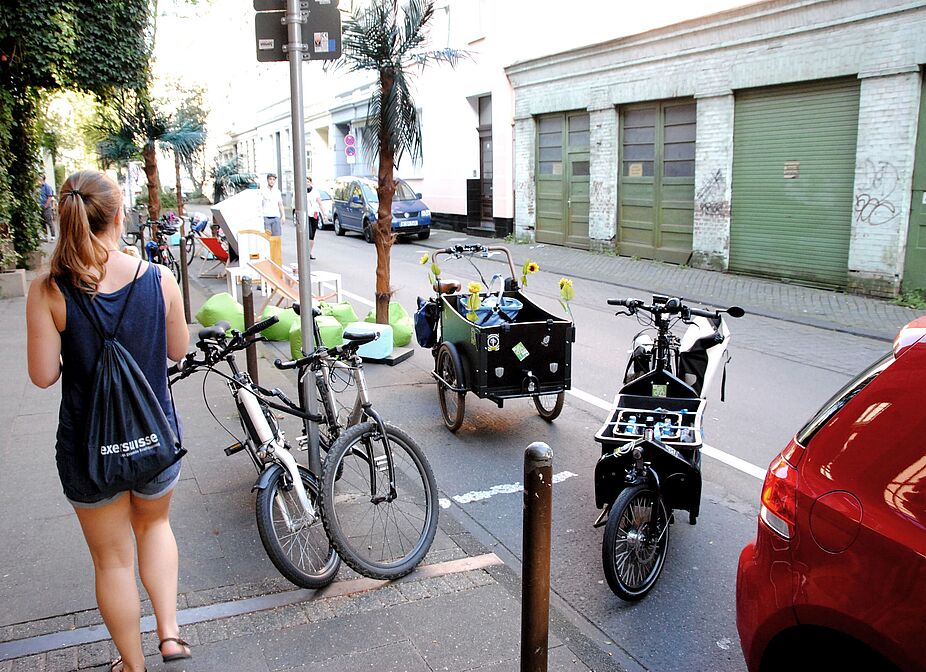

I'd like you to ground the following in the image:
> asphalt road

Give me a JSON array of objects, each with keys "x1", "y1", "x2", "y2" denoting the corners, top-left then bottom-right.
[{"x1": 245, "y1": 223, "x2": 889, "y2": 672}]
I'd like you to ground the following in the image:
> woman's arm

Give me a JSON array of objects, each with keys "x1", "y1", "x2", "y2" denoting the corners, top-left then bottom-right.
[
  {"x1": 160, "y1": 270, "x2": 190, "y2": 362},
  {"x1": 26, "y1": 278, "x2": 63, "y2": 388}
]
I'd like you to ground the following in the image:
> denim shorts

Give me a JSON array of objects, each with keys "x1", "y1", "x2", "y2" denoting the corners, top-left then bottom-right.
[{"x1": 66, "y1": 460, "x2": 182, "y2": 509}]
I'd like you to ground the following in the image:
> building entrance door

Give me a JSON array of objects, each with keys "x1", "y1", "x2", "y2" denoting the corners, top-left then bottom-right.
[{"x1": 479, "y1": 130, "x2": 493, "y2": 224}]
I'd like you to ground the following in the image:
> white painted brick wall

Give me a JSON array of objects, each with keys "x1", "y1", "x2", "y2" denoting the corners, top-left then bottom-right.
[
  {"x1": 848, "y1": 71, "x2": 922, "y2": 293},
  {"x1": 692, "y1": 94, "x2": 735, "y2": 271},
  {"x1": 514, "y1": 117, "x2": 536, "y2": 239},
  {"x1": 588, "y1": 99, "x2": 618, "y2": 243}
]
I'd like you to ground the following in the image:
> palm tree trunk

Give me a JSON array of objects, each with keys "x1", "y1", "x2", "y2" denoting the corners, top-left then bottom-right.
[
  {"x1": 374, "y1": 70, "x2": 398, "y2": 325},
  {"x1": 174, "y1": 151, "x2": 185, "y2": 216},
  {"x1": 142, "y1": 141, "x2": 161, "y2": 222}
]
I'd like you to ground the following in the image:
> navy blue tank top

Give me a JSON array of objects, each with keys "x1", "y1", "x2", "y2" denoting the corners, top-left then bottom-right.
[{"x1": 55, "y1": 263, "x2": 180, "y2": 502}]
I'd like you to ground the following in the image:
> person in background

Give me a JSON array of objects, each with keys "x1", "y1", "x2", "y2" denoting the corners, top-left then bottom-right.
[
  {"x1": 26, "y1": 171, "x2": 192, "y2": 672},
  {"x1": 306, "y1": 175, "x2": 324, "y2": 260},
  {"x1": 38, "y1": 173, "x2": 57, "y2": 241},
  {"x1": 260, "y1": 173, "x2": 285, "y2": 236}
]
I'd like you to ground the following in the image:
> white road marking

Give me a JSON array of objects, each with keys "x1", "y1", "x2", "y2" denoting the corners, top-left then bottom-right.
[
  {"x1": 341, "y1": 289, "x2": 374, "y2": 307},
  {"x1": 567, "y1": 388, "x2": 767, "y2": 481},
  {"x1": 439, "y1": 498, "x2": 452, "y2": 509},
  {"x1": 450, "y1": 471, "x2": 578, "y2": 505}
]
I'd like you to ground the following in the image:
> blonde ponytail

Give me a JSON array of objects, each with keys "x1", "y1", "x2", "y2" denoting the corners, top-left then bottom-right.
[{"x1": 47, "y1": 171, "x2": 122, "y2": 295}]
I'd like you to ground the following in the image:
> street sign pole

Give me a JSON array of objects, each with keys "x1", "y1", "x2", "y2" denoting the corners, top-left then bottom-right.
[{"x1": 284, "y1": 0, "x2": 322, "y2": 476}]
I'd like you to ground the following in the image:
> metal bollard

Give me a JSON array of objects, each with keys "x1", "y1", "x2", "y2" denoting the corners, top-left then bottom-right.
[
  {"x1": 241, "y1": 276, "x2": 259, "y2": 385},
  {"x1": 521, "y1": 441, "x2": 553, "y2": 672},
  {"x1": 178, "y1": 220, "x2": 192, "y2": 324}
]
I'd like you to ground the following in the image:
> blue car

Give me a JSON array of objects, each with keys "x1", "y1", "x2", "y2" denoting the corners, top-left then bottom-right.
[{"x1": 331, "y1": 176, "x2": 431, "y2": 242}]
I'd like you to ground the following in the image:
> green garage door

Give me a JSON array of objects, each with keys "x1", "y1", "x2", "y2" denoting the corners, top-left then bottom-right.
[
  {"x1": 731, "y1": 79, "x2": 860, "y2": 288},
  {"x1": 904, "y1": 72, "x2": 926, "y2": 293}
]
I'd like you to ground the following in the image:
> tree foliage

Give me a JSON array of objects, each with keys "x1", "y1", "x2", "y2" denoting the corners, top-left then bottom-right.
[
  {"x1": 0, "y1": 0, "x2": 153, "y2": 262},
  {"x1": 340, "y1": 0, "x2": 464, "y2": 322}
]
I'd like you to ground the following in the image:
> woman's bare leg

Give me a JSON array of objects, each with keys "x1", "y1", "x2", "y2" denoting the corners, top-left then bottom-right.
[
  {"x1": 73, "y1": 495, "x2": 146, "y2": 672},
  {"x1": 130, "y1": 491, "x2": 188, "y2": 659}
]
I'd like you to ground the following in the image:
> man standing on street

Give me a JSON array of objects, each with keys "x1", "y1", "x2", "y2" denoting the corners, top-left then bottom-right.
[
  {"x1": 38, "y1": 173, "x2": 56, "y2": 241},
  {"x1": 260, "y1": 173, "x2": 285, "y2": 236}
]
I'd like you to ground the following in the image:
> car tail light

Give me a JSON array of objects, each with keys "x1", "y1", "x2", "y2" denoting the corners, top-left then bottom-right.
[{"x1": 759, "y1": 445, "x2": 803, "y2": 539}]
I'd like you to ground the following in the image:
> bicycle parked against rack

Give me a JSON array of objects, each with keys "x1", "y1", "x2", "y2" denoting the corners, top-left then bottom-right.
[
  {"x1": 143, "y1": 219, "x2": 180, "y2": 281},
  {"x1": 169, "y1": 309, "x2": 439, "y2": 585}
]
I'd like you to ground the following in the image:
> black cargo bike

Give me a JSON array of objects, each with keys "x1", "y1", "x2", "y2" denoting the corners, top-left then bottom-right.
[{"x1": 419, "y1": 244, "x2": 575, "y2": 432}]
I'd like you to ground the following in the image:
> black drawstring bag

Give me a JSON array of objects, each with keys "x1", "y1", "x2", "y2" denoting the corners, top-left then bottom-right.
[{"x1": 70, "y1": 262, "x2": 186, "y2": 496}]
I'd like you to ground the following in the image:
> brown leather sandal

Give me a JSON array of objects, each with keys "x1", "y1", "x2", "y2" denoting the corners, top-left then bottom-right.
[
  {"x1": 158, "y1": 637, "x2": 192, "y2": 662},
  {"x1": 110, "y1": 658, "x2": 146, "y2": 672}
]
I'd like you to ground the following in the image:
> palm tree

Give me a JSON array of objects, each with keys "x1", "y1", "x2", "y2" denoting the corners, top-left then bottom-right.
[
  {"x1": 341, "y1": 0, "x2": 464, "y2": 323},
  {"x1": 95, "y1": 90, "x2": 169, "y2": 222},
  {"x1": 161, "y1": 118, "x2": 206, "y2": 216}
]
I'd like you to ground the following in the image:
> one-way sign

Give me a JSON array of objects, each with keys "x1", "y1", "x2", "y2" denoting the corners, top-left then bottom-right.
[{"x1": 255, "y1": 0, "x2": 342, "y2": 62}]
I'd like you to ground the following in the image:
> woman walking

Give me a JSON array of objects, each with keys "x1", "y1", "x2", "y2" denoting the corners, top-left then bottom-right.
[{"x1": 26, "y1": 171, "x2": 192, "y2": 671}]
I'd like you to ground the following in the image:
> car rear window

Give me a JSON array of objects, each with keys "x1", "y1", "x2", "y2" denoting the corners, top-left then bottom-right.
[{"x1": 796, "y1": 352, "x2": 893, "y2": 447}]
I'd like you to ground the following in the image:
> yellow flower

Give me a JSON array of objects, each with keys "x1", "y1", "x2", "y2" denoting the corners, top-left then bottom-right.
[
  {"x1": 419, "y1": 252, "x2": 430, "y2": 265},
  {"x1": 559, "y1": 277, "x2": 575, "y2": 303},
  {"x1": 468, "y1": 282, "x2": 482, "y2": 295},
  {"x1": 526, "y1": 261, "x2": 539, "y2": 274}
]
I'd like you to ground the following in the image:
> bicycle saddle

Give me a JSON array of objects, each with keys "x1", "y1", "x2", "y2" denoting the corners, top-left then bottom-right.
[
  {"x1": 341, "y1": 328, "x2": 379, "y2": 346},
  {"x1": 433, "y1": 280, "x2": 461, "y2": 294},
  {"x1": 198, "y1": 321, "x2": 230, "y2": 341},
  {"x1": 292, "y1": 302, "x2": 322, "y2": 318}
]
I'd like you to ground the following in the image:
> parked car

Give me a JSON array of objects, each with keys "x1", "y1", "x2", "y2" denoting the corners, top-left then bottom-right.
[
  {"x1": 317, "y1": 188, "x2": 333, "y2": 228},
  {"x1": 331, "y1": 176, "x2": 431, "y2": 242},
  {"x1": 736, "y1": 316, "x2": 926, "y2": 672}
]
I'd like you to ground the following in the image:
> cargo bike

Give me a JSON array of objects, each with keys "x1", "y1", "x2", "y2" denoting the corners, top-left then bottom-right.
[{"x1": 419, "y1": 244, "x2": 575, "y2": 432}]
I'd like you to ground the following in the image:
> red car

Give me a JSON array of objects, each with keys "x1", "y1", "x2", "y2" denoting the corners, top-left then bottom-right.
[{"x1": 736, "y1": 316, "x2": 926, "y2": 672}]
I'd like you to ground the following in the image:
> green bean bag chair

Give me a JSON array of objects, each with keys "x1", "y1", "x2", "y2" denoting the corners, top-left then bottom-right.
[
  {"x1": 195, "y1": 292, "x2": 244, "y2": 333},
  {"x1": 364, "y1": 301, "x2": 413, "y2": 347},
  {"x1": 260, "y1": 305, "x2": 298, "y2": 341},
  {"x1": 288, "y1": 315, "x2": 344, "y2": 359},
  {"x1": 319, "y1": 301, "x2": 359, "y2": 327}
]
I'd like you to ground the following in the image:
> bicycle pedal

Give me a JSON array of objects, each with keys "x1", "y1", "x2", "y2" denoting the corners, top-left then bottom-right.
[{"x1": 224, "y1": 441, "x2": 245, "y2": 456}]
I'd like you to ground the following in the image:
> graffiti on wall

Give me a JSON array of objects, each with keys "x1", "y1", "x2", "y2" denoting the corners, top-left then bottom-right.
[
  {"x1": 696, "y1": 169, "x2": 729, "y2": 217},
  {"x1": 854, "y1": 159, "x2": 900, "y2": 226}
]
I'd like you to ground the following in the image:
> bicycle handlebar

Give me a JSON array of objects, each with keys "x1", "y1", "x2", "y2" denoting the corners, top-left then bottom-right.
[
  {"x1": 607, "y1": 296, "x2": 745, "y2": 320},
  {"x1": 243, "y1": 315, "x2": 279, "y2": 339},
  {"x1": 431, "y1": 244, "x2": 517, "y2": 279}
]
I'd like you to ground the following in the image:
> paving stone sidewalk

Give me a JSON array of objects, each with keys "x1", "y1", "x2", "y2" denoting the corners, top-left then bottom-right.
[{"x1": 420, "y1": 229, "x2": 923, "y2": 342}]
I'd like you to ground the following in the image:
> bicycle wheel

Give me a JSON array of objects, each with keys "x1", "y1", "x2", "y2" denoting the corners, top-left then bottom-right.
[
  {"x1": 320, "y1": 421, "x2": 438, "y2": 580},
  {"x1": 164, "y1": 248, "x2": 180, "y2": 282},
  {"x1": 533, "y1": 392, "x2": 564, "y2": 421},
  {"x1": 602, "y1": 484, "x2": 669, "y2": 601},
  {"x1": 436, "y1": 343, "x2": 465, "y2": 432},
  {"x1": 255, "y1": 465, "x2": 341, "y2": 589}
]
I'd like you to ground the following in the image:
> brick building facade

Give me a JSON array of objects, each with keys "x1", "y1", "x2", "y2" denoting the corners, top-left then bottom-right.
[{"x1": 506, "y1": 0, "x2": 926, "y2": 295}]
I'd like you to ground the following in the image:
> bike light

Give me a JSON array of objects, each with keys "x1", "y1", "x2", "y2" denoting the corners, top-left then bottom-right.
[{"x1": 759, "y1": 453, "x2": 799, "y2": 539}]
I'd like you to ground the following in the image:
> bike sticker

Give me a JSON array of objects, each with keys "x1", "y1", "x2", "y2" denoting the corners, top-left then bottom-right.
[
  {"x1": 487, "y1": 334, "x2": 500, "y2": 352},
  {"x1": 652, "y1": 383, "x2": 668, "y2": 398},
  {"x1": 512, "y1": 342, "x2": 529, "y2": 361}
]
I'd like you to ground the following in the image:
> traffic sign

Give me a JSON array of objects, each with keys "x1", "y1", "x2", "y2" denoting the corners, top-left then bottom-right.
[
  {"x1": 254, "y1": 0, "x2": 342, "y2": 62},
  {"x1": 344, "y1": 134, "x2": 355, "y2": 146}
]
